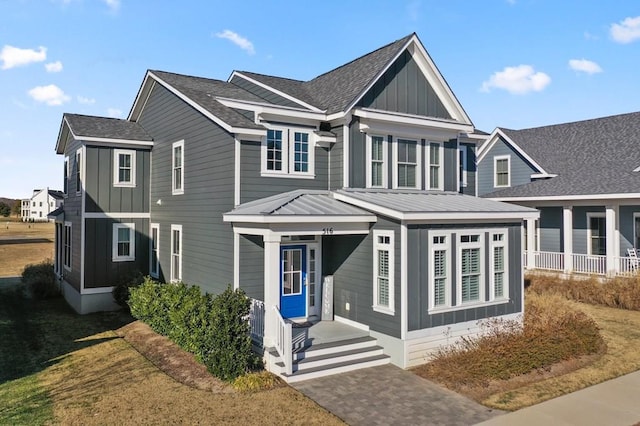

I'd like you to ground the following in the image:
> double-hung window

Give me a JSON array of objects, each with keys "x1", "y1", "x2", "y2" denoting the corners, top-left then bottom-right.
[
  {"x1": 63, "y1": 222, "x2": 72, "y2": 271},
  {"x1": 75, "y1": 149, "x2": 82, "y2": 194},
  {"x1": 490, "y1": 232, "x2": 508, "y2": 300},
  {"x1": 113, "y1": 223, "x2": 135, "y2": 262},
  {"x1": 293, "y1": 132, "x2": 309, "y2": 172},
  {"x1": 367, "y1": 135, "x2": 387, "y2": 188},
  {"x1": 494, "y1": 155, "x2": 510, "y2": 188},
  {"x1": 171, "y1": 224, "x2": 182, "y2": 282},
  {"x1": 429, "y1": 234, "x2": 450, "y2": 309},
  {"x1": 458, "y1": 146, "x2": 468, "y2": 191},
  {"x1": 150, "y1": 224, "x2": 160, "y2": 279},
  {"x1": 262, "y1": 128, "x2": 313, "y2": 177},
  {"x1": 113, "y1": 149, "x2": 136, "y2": 187},
  {"x1": 588, "y1": 213, "x2": 606, "y2": 255},
  {"x1": 373, "y1": 230, "x2": 394, "y2": 314},
  {"x1": 396, "y1": 139, "x2": 419, "y2": 188},
  {"x1": 459, "y1": 234, "x2": 483, "y2": 304},
  {"x1": 428, "y1": 142, "x2": 443, "y2": 190},
  {"x1": 172, "y1": 140, "x2": 184, "y2": 194}
]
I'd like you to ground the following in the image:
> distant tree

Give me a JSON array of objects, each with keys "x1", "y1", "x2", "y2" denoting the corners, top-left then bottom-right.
[
  {"x1": 0, "y1": 202, "x2": 10, "y2": 217},
  {"x1": 12, "y1": 200, "x2": 21, "y2": 217}
]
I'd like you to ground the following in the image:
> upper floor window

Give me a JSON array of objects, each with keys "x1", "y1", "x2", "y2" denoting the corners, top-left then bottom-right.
[
  {"x1": 293, "y1": 132, "x2": 309, "y2": 172},
  {"x1": 494, "y1": 155, "x2": 510, "y2": 188},
  {"x1": 395, "y1": 139, "x2": 419, "y2": 189},
  {"x1": 113, "y1": 149, "x2": 136, "y2": 188},
  {"x1": 458, "y1": 146, "x2": 468, "y2": 191},
  {"x1": 372, "y1": 230, "x2": 395, "y2": 315},
  {"x1": 63, "y1": 157, "x2": 69, "y2": 195},
  {"x1": 113, "y1": 223, "x2": 135, "y2": 262},
  {"x1": 366, "y1": 135, "x2": 387, "y2": 188},
  {"x1": 428, "y1": 142, "x2": 443, "y2": 190},
  {"x1": 172, "y1": 140, "x2": 184, "y2": 195},
  {"x1": 261, "y1": 127, "x2": 314, "y2": 178},
  {"x1": 75, "y1": 149, "x2": 82, "y2": 194}
]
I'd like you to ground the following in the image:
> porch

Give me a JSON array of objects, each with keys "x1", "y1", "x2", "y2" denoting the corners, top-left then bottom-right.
[{"x1": 523, "y1": 250, "x2": 639, "y2": 277}]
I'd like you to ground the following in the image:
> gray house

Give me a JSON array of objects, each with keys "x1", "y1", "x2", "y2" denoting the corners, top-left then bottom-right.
[
  {"x1": 477, "y1": 112, "x2": 640, "y2": 277},
  {"x1": 52, "y1": 33, "x2": 537, "y2": 381}
]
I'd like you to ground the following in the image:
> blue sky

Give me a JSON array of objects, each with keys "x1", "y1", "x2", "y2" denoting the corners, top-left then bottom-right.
[{"x1": 1, "y1": 0, "x2": 639, "y2": 199}]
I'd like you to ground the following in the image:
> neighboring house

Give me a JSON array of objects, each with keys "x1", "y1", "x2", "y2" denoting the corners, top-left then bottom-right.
[
  {"x1": 477, "y1": 112, "x2": 640, "y2": 278},
  {"x1": 22, "y1": 188, "x2": 64, "y2": 222},
  {"x1": 52, "y1": 33, "x2": 537, "y2": 381}
]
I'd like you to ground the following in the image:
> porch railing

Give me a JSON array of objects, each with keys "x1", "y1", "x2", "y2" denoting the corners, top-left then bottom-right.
[
  {"x1": 535, "y1": 251, "x2": 564, "y2": 271},
  {"x1": 525, "y1": 250, "x2": 639, "y2": 277},
  {"x1": 249, "y1": 299, "x2": 265, "y2": 342},
  {"x1": 273, "y1": 306, "x2": 293, "y2": 376},
  {"x1": 616, "y1": 256, "x2": 640, "y2": 276},
  {"x1": 572, "y1": 253, "x2": 606, "y2": 275}
]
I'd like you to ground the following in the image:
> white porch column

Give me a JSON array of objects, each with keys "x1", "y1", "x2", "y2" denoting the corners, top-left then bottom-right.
[
  {"x1": 563, "y1": 206, "x2": 573, "y2": 273},
  {"x1": 526, "y1": 218, "x2": 536, "y2": 269},
  {"x1": 605, "y1": 205, "x2": 619, "y2": 275},
  {"x1": 263, "y1": 232, "x2": 281, "y2": 348}
]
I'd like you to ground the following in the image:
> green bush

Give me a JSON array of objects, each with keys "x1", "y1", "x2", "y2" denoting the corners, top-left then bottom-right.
[
  {"x1": 21, "y1": 260, "x2": 58, "y2": 299},
  {"x1": 111, "y1": 270, "x2": 145, "y2": 308}
]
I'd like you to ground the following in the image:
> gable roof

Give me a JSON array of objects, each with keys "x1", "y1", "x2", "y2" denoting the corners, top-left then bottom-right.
[
  {"x1": 48, "y1": 190, "x2": 65, "y2": 200},
  {"x1": 482, "y1": 111, "x2": 640, "y2": 199}
]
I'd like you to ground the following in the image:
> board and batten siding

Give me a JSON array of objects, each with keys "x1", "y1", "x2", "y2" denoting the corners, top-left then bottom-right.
[
  {"x1": 137, "y1": 83, "x2": 236, "y2": 295},
  {"x1": 329, "y1": 125, "x2": 344, "y2": 190},
  {"x1": 85, "y1": 146, "x2": 150, "y2": 213},
  {"x1": 239, "y1": 235, "x2": 264, "y2": 301},
  {"x1": 460, "y1": 143, "x2": 477, "y2": 196},
  {"x1": 62, "y1": 134, "x2": 83, "y2": 291},
  {"x1": 322, "y1": 216, "x2": 402, "y2": 338},
  {"x1": 406, "y1": 223, "x2": 522, "y2": 333},
  {"x1": 477, "y1": 137, "x2": 536, "y2": 196},
  {"x1": 229, "y1": 75, "x2": 302, "y2": 109}
]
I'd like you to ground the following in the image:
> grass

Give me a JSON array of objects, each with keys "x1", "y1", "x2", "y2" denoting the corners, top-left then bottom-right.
[
  {"x1": 0, "y1": 221, "x2": 54, "y2": 239},
  {"x1": 0, "y1": 222, "x2": 54, "y2": 278},
  {"x1": 0, "y1": 287, "x2": 344, "y2": 425}
]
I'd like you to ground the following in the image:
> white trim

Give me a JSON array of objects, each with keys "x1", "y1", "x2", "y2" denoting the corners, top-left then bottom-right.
[
  {"x1": 260, "y1": 126, "x2": 315, "y2": 178},
  {"x1": 113, "y1": 149, "x2": 136, "y2": 188},
  {"x1": 586, "y1": 212, "x2": 606, "y2": 256},
  {"x1": 372, "y1": 229, "x2": 395, "y2": 315},
  {"x1": 494, "y1": 155, "x2": 511, "y2": 188},
  {"x1": 343, "y1": 124, "x2": 350, "y2": 187},
  {"x1": 170, "y1": 224, "x2": 183, "y2": 283},
  {"x1": 400, "y1": 222, "x2": 408, "y2": 339},
  {"x1": 150, "y1": 223, "x2": 160, "y2": 279},
  {"x1": 112, "y1": 223, "x2": 135, "y2": 262},
  {"x1": 428, "y1": 231, "x2": 451, "y2": 311},
  {"x1": 354, "y1": 108, "x2": 473, "y2": 134},
  {"x1": 531, "y1": 173, "x2": 558, "y2": 179},
  {"x1": 489, "y1": 192, "x2": 640, "y2": 202},
  {"x1": 365, "y1": 134, "x2": 388, "y2": 188},
  {"x1": 63, "y1": 156, "x2": 69, "y2": 196},
  {"x1": 393, "y1": 137, "x2": 422, "y2": 190},
  {"x1": 477, "y1": 128, "x2": 549, "y2": 176},
  {"x1": 84, "y1": 212, "x2": 150, "y2": 219},
  {"x1": 334, "y1": 315, "x2": 370, "y2": 331},
  {"x1": 63, "y1": 221, "x2": 72, "y2": 272},
  {"x1": 458, "y1": 144, "x2": 467, "y2": 189},
  {"x1": 234, "y1": 137, "x2": 241, "y2": 206},
  {"x1": 80, "y1": 145, "x2": 86, "y2": 291},
  {"x1": 489, "y1": 230, "x2": 509, "y2": 302},
  {"x1": 72, "y1": 136, "x2": 153, "y2": 146},
  {"x1": 426, "y1": 141, "x2": 444, "y2": 190},
  {"x1": 233, "y1": 233, "x2": 239, "y2": 290},
  {"x1": 81, "y1": 286, "x2": 115, "y2": 295},
  {"x1": 75, "y1": 149, "x2": 82, "y2": 195},
  {"x1": 172, "y1": 140, "x2": 185, "y2": 195},
  {"x1": 222, "y1": 214, "x2": 376, "y2": 224}
]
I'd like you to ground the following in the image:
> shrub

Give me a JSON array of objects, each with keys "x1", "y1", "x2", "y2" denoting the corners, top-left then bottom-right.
[
  {"x1": 112, "y1": 270, "x2": 145, "y2": 308},
  {"x1": 21, "y1": 260, "x2": 58, "y2": 299}
]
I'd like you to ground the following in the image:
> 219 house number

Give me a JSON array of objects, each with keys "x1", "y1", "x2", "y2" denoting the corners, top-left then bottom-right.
[{"x1": 322, "y1": 227, "x2": 334, "y2": 235}]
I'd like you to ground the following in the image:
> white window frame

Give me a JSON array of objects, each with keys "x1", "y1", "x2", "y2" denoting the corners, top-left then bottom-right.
[
  {"x1": 63, "y1": 221, "x2": 72, "y2": 271},
  {"x1": 392, "y1": 137, "x2": 422, "y2": 189},
  {"x1": 427, "y1": 141, "x2": 444, "y2": 190},
  {"x1": 457, "y1": 232, "x2": 485, "y2": 306},
  {"x1": 494, "y1": 155, "x2": 511, "y2": 188},
  {"x1": 150, "y1": 223, "x2": 160, "y2": 279},
  {"x1": 172, "y1": 140, "x2": 184, "y2": 195},
  {"x1": 489, "y1": 230, "x2": 509, "y2": 301},
  {"x1": 112, "y1": 223, "x2": 135, "y2": 262},
  {"x1": 75, "y1": 149, "x2": 82, "y2": 195},
  {"x1": 63, "y1": 156, "x2": 69, "y2": 196},
  {"x1": 366, "y1": 134, "x2": 388, "y2": 188},
  {"x1": 587, "y1": 212, "x2": 606, "y2": 256},
  {"x1": 428, "y1": 232, "x2": 451, "y2": 311},
  {"x1": 113, "y1": 149, "x2": 136, "y2": 188},
  {"x1": 633, "y1": 213, "x2": 640, "y2": 250},
  {"x1": 170, "y1": 224, "x2": 183, "y2": 283},
  {"x1": 260, "y1": 126, "x2": 315, "y2": 179},
  {"x1": 372, "y1": 229, "x2": 395, "y2": 315},
  {"x1": 458, "y1": 145, "x2": 468, "y2": 190}
]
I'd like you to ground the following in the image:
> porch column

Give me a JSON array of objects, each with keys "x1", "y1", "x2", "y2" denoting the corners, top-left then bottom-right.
[
  {"x1": 563, "y1": 206, "x2": 573, "y2": 273},
  {"x1": 605, "y1": 205, "x2": 619, "y2": 275},
  {"x1": 526, "y1": 218, "x2": 536, "y2": 269},
  {"x1": 263, "y1": 232, "x2": 281, "y2": 348}
]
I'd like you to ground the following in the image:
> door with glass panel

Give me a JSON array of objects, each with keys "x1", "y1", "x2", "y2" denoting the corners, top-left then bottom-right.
[{"x1": 280, "y1": 245, "x2": 306, "y2": 318}]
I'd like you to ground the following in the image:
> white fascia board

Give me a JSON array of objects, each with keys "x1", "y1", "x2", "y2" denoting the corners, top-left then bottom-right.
[
  {"x1": 222, "y1": 214, "x2": 376, "y2": 224},
  {"x1": 531, "y1": 173, "x2": 557, "y2": 179},
  {"x1": 633, "y1": 165, "x2": 640, "y2": 172},
  {"x1": 477, "y1": 129, "x2": 548, "y2": 177},
  {"x1": 55, "y1": 117, "x2": 71, "y2": 154},
  {"x1": 489, "y1": 193, "x2": 640, "y2": 202},
  {"x1": 354, "y1": 108, "x2": 473, "y2": 134},
  {"x1": 76, "y1": 137, "x2": 154, "y2": 147},
  {"x1": 230, "y1": 71, "x2": 323, "y2": 112},
  {"x1": 128, "y1": 72, "x2": 154, "y2": 121}
]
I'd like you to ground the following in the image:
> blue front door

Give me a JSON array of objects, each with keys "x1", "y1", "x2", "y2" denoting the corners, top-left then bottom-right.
[{"x1": 280, "y1": 245, "x2": 306, "y2": 318}]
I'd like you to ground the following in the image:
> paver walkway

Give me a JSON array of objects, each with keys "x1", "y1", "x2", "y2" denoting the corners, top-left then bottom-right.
[{"x1": 292, "y1": 364, "x2": 502, "y2": 425}]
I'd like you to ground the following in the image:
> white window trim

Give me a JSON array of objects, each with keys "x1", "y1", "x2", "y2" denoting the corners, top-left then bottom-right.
[
  {"x1": 63, "y1": 221, "x2": 72, "y2": 271},
  {"x1": 113, "y1": 149, "x2": 136, "y2": 188},
  {"x1": 392, "y1": 137, "x2": 422, "y2": 189},
  {"x1": 458, "y1": 145, "x2": 468, "y2": 189},
  {"x1": 494, "y1": 155, "x2": 511, "y2": 188},
  {"x1": 587, "y1": 212, "x2": 606, "y2": 256},
  {"x1": 112, "y1": 223, "x2": 135, "y2": 262},
  {"x1": 633, "y1": 213, "x2": 640, "y2": 250},
  {"x1": 489, "y1": 230, "x2": 509, "y2": 301},
  {"x1": 170, "y1": 224, "x2": 183, "y2": 283},
  {"x1": 260, "y1": 126, "x2": 315, "y2": 179},
  {"x1": 457, "y1": 232, "x2": 485, "y2": 306},
  {"x1": 172, "y1": 140, "x2": 184, "y2": 195},
  {"x1": 427, "y1": 141, "x2": 444, "y2": 190},
  {"x1": 75, "y1": 149, "x2": 82, "y2": 195},
  {"x1": 150, "y1": 223, "x2": 160, "y2": 279},
  {"x1": 64, "y1": 156, "x2": 70, "y2": 196},
  {"x1": 365, "y1": 134, "x2": 388, "y2": 188},
  {"x1": 428, "y1": 232, "x2": 451, "y2": 311},
  {"x1": 372, "y1": 229, "x2": 395, "y2": 315}
]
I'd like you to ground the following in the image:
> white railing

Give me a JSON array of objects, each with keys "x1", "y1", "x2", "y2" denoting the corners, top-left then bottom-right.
[
  {"x1": 616, "y1": 256, "x2": 640, "y2": 276},
  {"x1": 249, "y1": 299, "x2": 265, "y2": 342},
  {"x1": 535, "y1": 251, "x2": 564, "y2": 271},
  {"x1": 572, "y1": 253, "x2": 606, "y2": 275},
  {"x1": 273, "y1": 306, "x2": 293, "y2": 376},
  {"x1": 523, "y1": 251, "x2": 528, "y2": 268}
]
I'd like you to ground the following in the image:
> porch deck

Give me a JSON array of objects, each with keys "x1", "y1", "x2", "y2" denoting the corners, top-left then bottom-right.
[
  {"x1": 523, "y1": 250, "x2": 640, "y2": 277},
  {"x1": 291, "y1": 320, "x2": 369, "y2": 349}
]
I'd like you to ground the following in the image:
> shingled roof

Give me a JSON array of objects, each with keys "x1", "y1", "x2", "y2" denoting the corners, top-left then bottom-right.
[
  {"x1": 486, "y1": 111, "x2": 640, "y2": 198},
  {"x1": 64, "y1": 113, "x2": 152, "y2": 141}
]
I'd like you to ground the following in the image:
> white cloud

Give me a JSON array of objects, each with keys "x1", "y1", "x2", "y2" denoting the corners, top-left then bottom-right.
[
  {"x1": 610, "y1": 16, "x2": 640, "y2": 43},
  {"x1": 584, "y1": 31, "x2": 599, "y2": 41},
  {"x1": 0, "y1": 45, "x2": 47, "y2": 70},
  {"x1": 103, "y1": 0, "x2": 121, "y2": 12},
  {"x1": 568, "y1": 59, "x2": 602, "y2": 74},
  {"x1": 407, "y1": 0, "x2": 421, "y2": 21},
  {"x1": 45, "y1": 61, "x2": 63, "y2": 73},
  {"x1": 215, "y1": 30, "x2": 255, "y2": 55},
  {"x1": 28, "y1": 84, "x2": 70, "y2": 106},
  {"x1": 77, "y1": 95, "x2": 96, "y2": 105},
  {"x1": 506, "y1": 0, "x2": 516, "y2": 4},
  {"x1": 107, "y1": 108, "x2": 123, "y2": 118},
  {"x1": 481, "y1": 65, "x2": 551, "y2": 95}
]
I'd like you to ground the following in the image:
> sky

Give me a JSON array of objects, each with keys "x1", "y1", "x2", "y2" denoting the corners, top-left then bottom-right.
[{"x1": 1, "y1": 0, "x2": 639, "y2": 199}]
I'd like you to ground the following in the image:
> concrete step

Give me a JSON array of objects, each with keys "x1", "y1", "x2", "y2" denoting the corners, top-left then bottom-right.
[{"x1": 281, "y1": 354, "x2": 390, "y2": 383}]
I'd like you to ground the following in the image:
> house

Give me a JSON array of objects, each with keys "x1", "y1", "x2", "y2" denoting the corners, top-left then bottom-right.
[
  {"x1": 22, "y1": 188, "x2": 64, "y2": 222},
  {"x1": 477, "y1": 112, "x2": 640, "y2": 277},
  {"x1": 51, "y1": 33, "x2": 537, "y2": 381}
]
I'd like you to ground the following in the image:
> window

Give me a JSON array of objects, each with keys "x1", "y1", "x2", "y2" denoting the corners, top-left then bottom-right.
[
  {"x1": 76, "y1": 150, "x2": 82, "y2": 194},
  {"x1": 112, "y1": 223, "x2": 135, "y2": 262},
  {"x1": 171, "y1": 224, "x2": 182, "y2": 282},
  {"x1": 172, "y1": 140, "x2": 184, "y2": 194},
  {"x1": 63, "y1": 157, "x2": 69, "y2": 195},
  {"x1": 113, "y1": 149, "x2": 136, "y2": 187},
  {"x1": 588, "y1": 214, "x2": 606, "y2": 255},
  {"x1": 429, "y1": 234, "x2": 450, "y2": 309},
  {"x1": 32, "y1": 201, "x2": 36, "y2": 207},
  {"x1": 458, "y1": 233, "x2": 484, "y2": 304},
  {"x1": 150, "y1": 223, "x2": 159, "y2": 278},
  {"x1": 262, "y1": 127, "x2": 314, "y2": 177},
  {"x1": 373, "y1": 230, "x2": 394, "y2": 314},
  {"x1": 367, "y1": 135, "x2": 387, "y2": 188},
  {"x1": 459, "y1": 146, "x2": 467, "y2": 191},
  {"x1": 428, "y1": 142, "x2": 443, "y2": 190},
  {"x1": 63, "y1": 222, "x2": 72, "y2": 271},
  {"x1": 39, "y1": 202, "x2": 42, "y2": 207},
  {"x1": 308, "y1": 247, "x2": 317, "y2": 308},
  {"x1": 494, "y1": 155, "x2": 510, "y2": 188},
  {"x1": 490, "y1": 232, "x2": 508, "y2": 300},
  {"x1": 396, "y1": 139, "x2": 418, "y2": 188}
]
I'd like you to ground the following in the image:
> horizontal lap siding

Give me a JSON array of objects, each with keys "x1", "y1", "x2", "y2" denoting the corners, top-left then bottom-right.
[
  {"x1": 138, "y1": 84, "x2": 235, "y2": 295},
  {"x1": 239, "y1": 235, "x2": 264, "y2": 300},
  {"x1": 477, "y1": 137, "x2": 536, "y2": 196},
  {"x1": 572, "y1": 206, "x2": 604, "y2": 254},
  {"x1": 538, "y1": 207, "x2": 564, "y2": 253}
]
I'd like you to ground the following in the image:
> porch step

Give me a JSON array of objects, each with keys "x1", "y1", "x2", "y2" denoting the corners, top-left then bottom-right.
[
  {"x1": 293, "y1": 336, "x2": 378, "y2": 360},
  {"x1": 281, "y1": 354, "x2": 390, "y2": 383},
  {"x1": 278, "y1": 345, "x2": 385, "y2": 371}
]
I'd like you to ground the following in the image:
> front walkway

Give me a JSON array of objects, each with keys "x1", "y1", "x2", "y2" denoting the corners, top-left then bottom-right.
[{"x1": 292, "y1": 364, "x2": 501, "y2": 425}]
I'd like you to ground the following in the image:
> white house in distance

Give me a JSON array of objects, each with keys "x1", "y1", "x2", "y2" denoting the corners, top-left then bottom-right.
[{"x1": 22, "y1": 188, "x2": 64, "y2": 222}]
